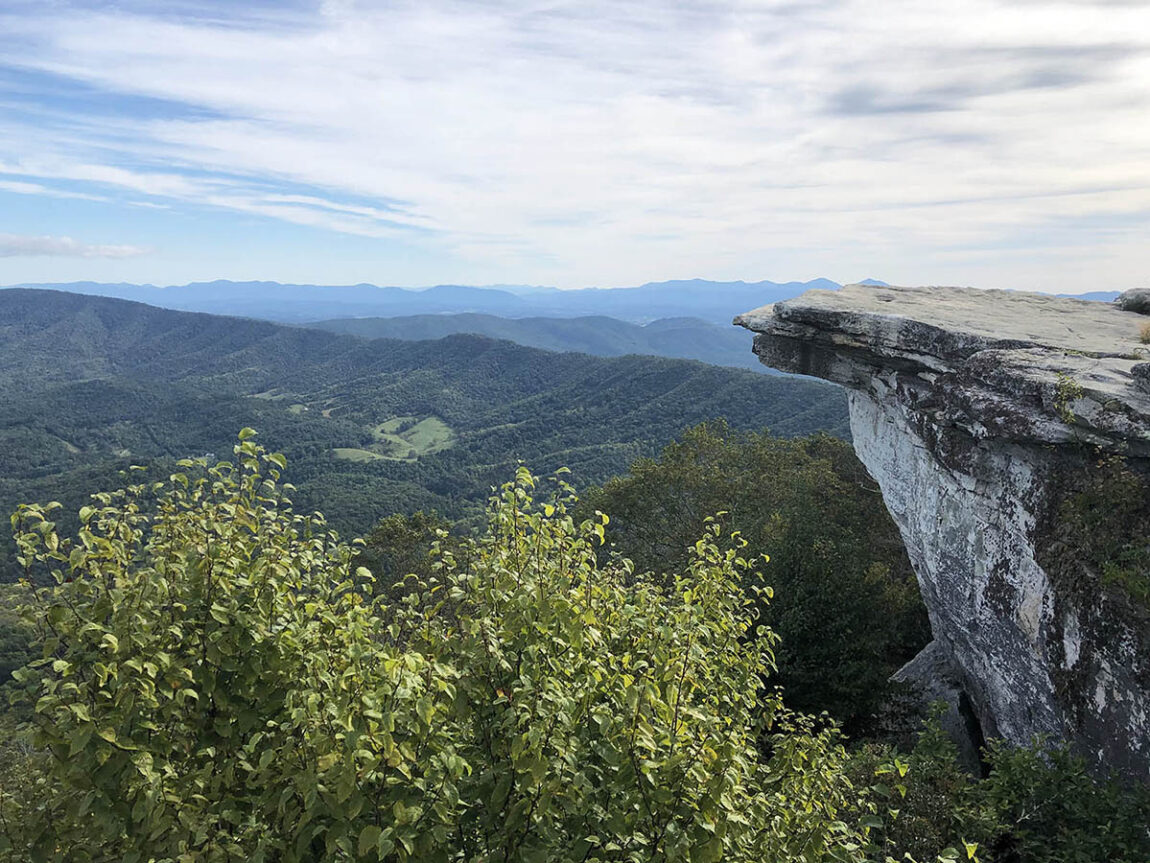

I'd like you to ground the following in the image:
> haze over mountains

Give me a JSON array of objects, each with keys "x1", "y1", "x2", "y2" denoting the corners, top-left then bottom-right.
[
  {"x1": 311, "y1": 313, "x2": 770, "y2": 372},
  {"x1": 2, "y1": 278, "x2": 1119, "y2": 378},
  {"x1": 0, "y1": 288, "x2": 850, "y2": 579},
  {"x1": 6, "y1": 278, "x2": 844, "y2": 325},
  {"x1": 1, "y1": 277, "x2": 869, "y2": 373}
]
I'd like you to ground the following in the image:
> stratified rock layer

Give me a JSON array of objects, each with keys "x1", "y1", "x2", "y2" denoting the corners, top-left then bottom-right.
[{"x1": 736, "y1": 284, "x2": 1150, "y2": 778}]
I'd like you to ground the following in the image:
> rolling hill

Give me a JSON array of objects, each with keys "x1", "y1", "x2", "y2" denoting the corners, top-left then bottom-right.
[
  {"x1": 310, "y1": 313, "x2": 769, "y2": 372},
  {"x1": 0, "y1": 289, "x2": 849, "y2": 580}
]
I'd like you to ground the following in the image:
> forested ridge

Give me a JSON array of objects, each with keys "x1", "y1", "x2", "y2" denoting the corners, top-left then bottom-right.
[
  {"x1": 309, "y1": 313, "x2": 768, "y2": 372},
  {"x1": 0, "y1": 289, "x2": 846, "y2": 580}
]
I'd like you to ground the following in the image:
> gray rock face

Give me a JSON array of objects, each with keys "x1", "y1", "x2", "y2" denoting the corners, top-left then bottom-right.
[
  {"x1": 891, "y1": 640, "x2": 985, "y2": 773},
  {"x1": 1115, "y1": 288, "x2": 1150, "y2": 315},
  {"x1": 736, "y1": 284, "x2": 1150, "y2": 778}
]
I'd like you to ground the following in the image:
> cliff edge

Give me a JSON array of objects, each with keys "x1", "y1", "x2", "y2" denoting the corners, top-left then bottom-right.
[{"x1": 737, "y1": 284, "x2": 1150, "y2": 778}]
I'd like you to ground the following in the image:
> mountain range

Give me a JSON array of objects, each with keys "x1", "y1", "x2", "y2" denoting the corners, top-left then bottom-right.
[
  {"x1": 0, "y1": 289, "x2": 850, "y2": 580},
  {"x1": 5, "y1": 278, "x2": 845, "y2": 325},
  {"x1": 310, "y1": 313, "x2": 772, "y2": 372},
  {"x1": 3, "y1": 279, "x2": 1122, "y2": 379}
]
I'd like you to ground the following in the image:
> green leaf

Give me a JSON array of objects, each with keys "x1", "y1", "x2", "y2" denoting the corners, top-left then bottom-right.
[{"x1": 358, "y1": 825, "x2": 382, "y2": 857}]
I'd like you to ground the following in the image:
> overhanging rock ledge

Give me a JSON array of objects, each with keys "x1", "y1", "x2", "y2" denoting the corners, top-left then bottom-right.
[{"x1": 737, "y1": 284, "x2": 1150, "y2": 778}]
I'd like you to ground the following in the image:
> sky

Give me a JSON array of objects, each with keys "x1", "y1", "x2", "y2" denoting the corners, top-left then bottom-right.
[{"x1": 0, "y1": 0, "x2": 1148, "y2": 291}]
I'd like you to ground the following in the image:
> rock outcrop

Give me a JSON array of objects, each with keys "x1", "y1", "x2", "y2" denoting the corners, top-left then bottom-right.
[{"x1": 736, "y1": 284, "x2": 1150, "y2": 778}]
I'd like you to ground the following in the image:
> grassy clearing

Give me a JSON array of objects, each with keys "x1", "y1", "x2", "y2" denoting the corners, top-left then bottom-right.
[
  {"x1": 357, "y1": 416, "x2": 457, "y2": 461},
  {"x1": 376, "y1": 416, "x2": 418, "y2": 435},
  {"x1": 404, "y1": 417, "x2": 454, "y2": 454},
  {"x1": 332, "y1": 447, "x2": 385, "y2": 463}
]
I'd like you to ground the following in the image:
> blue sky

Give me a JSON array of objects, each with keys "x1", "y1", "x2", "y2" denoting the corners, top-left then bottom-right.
[{"x1": 0, "y1": 0, "x2": 1148, "y2": 290}]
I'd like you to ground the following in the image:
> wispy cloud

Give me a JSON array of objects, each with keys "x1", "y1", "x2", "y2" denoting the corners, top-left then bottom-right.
[
  {"x1": 0, "y1": 178, "x2": 109, "y2": 201},
  {"x1": 0, "y1": 0, "x2": 1148, "y2": 288},
  {"x1": 0, "y1": 234, "x2": 149, "y2": 258}
]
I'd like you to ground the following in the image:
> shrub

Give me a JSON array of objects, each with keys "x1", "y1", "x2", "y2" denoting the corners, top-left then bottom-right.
[
  {"x1": 580, "y1": 422, "x2": 929, "y2": 733},
  {"x1": 3, "y1": 432, "x2": 898, "y2": 862},
  {"x1": 967, "y1": 740, "x2": 1150, "y2": 863},
  {"x1": 854, "y1": 710, "x2": 1150, "y2": 863}
]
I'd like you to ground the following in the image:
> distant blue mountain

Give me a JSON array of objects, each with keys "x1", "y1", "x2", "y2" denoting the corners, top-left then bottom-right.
[
  {"x1": 5, "y1": 277, "x2": 847, "y2": 325},
  {"x1": 1058, "y1": 290, "x2": 1120, "y2": 302},
  {"x1": 310, "y1": 313, "x2": 774, "y2": 373}
]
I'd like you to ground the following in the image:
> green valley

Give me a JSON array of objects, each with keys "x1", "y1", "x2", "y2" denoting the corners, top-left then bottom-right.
[{"x1": 0, "y1": 289, "x2": 848, "y2": 580}]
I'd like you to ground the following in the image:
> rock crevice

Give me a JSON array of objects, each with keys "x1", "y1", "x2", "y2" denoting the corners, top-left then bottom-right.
[{"x1": 737, "y1": 284, "x2": 1150, "y2": 777}]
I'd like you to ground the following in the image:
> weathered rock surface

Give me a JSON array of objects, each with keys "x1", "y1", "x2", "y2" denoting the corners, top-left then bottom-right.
[{"x1": 736, "y1": 284, "x2": 1150, "y2": 778}]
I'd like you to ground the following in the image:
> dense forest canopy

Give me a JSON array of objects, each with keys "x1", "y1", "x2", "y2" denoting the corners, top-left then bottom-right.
[{"x1": 0, "y1": 289, "x2": 848, "y2": 581}]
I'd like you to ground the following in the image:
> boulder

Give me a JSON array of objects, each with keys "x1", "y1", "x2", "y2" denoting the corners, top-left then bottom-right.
[{"x1": 1115, "y1": 288, "x2": 1150, "y2": 315}]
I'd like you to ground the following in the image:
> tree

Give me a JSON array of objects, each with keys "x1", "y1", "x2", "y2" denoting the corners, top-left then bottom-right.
[
  {"x1": 356, "y1": 510, "x2": 465, "y2": 600},
  {"x1": 580, "y1": 422, "x2": 930, "y2": 733},
  {"x1": 5, "y1": 432, "x2": 898, "y2": 862}
]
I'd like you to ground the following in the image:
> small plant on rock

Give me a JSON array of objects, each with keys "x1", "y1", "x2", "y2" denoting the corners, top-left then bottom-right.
[{"x1": 1053, "y1": 372, "x2": 1084, "y2": 426}]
